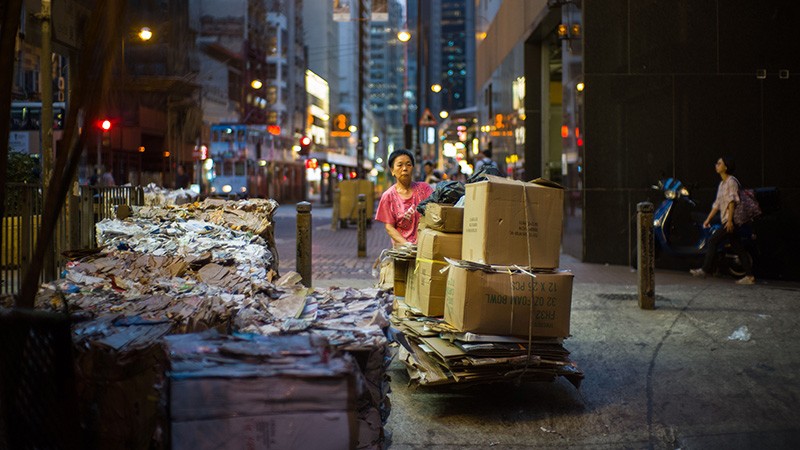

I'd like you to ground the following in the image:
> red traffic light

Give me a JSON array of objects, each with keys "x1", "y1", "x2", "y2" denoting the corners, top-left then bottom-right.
[
  {"x1": 100, "y1": 119, "x2": 112, "y2": 131},
  {"x1": 300, "y1": 136, "x2": 311, "y2": 146}
]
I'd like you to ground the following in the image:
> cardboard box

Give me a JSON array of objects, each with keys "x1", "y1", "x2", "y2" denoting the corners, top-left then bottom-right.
[
  {"x1": 404, "y1": 261, "x2": 418, "y2": 308},
  {"x1": 462, "y1": 176, "x2": 564, "y2": 268},
  {"x1": 393, "y1": 257, "x2": 411, "y2": 297},
  {"x1": 407, "y1": 259, "x2": 449, "y2": 316},
  {"x1": 444, "y1": 263, "x2": 573, "y2": 337},
  {"x1": 421, "y1": 203, "x2": 464, "y2": 233},
  {"x1": 416, "y1": 228, "x2": 462, "y2": 261},
  {"x1": 406, "y1": 229, "x2": 462, "y2": 316}
]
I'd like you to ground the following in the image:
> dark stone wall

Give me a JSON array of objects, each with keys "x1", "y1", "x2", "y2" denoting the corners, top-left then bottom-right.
[{"x1": 579, "y1": 0, "x2": 800, "y2": 279}]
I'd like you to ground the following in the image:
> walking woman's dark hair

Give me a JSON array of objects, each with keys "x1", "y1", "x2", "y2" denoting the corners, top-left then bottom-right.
[{"x1": 721, "y1": 155, "x2": 736, "y2": 175}]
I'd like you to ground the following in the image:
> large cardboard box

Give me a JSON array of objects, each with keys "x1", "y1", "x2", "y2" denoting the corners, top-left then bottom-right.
[
  {"x1": 420, "y1": 203, "x2": 464, "y2": 233},
  {"x1": 444, "y1": 263, "x2": 573, "y2": 337},
  {"x1": 408, "y1": 260, "x2": 449, "y2": 316},
  {"x1": 462, "y1": 176, "x2": 563, "y2": 268},
  {"x1": 406, "y1": 229, "x2": 463, "y2": 316}
]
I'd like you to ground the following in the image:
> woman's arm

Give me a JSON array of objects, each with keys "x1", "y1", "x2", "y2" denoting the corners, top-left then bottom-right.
[
  {"x1": 724, "y1": 201, "x2": 735, "y2": 232},
  {"x1": 384, "y1": 222, "x2": 407, "y2": 247},
  {"x1": 703, "y1": 205, "x2": 719, "y2": 228}
]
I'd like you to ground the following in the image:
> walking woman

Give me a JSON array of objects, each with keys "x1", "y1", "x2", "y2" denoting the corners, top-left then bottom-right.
[
  {"x1": 690, "y1": 156, "x2": 755, "y2": 284},
  {"x1": 375, "y1": 149, "x2": 433, "y2": 247}
]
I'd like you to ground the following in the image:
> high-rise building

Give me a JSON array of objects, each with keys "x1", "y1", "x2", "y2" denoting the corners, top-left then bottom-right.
[
  {"x1": 367, "y1": 0, "x2": 405, "y2": 155},
  {"x1": 191, "y1": 0, "x2": 307, "y2": 201}
]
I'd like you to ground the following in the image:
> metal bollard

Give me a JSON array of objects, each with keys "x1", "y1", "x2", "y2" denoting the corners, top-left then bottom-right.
[
  {"x1": 296, "y1": 202, "x2": 312, "y2": 287},
  {"x1": 357, "y1": 193, "x2": 367, "y2": 258},
  {"x1": 331, "y1": 188, "x2": 341, "y2": 230},
  {"x1": 637, "y1": 201, "x2": 655, "y2": 309}
]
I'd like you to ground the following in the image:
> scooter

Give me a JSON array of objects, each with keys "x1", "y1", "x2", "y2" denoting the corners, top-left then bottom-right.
[{"x1": 650, "y1": 178, "x2": 753, "y2": 277}]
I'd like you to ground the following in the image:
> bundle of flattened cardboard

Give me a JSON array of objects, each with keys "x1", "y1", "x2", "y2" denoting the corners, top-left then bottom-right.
[
  {"x1": 393, "y1": 176, "x2": 584, "y2": 387},
  {"x1": 33, "y1": 199, "x2": 393, "y2": 449}
]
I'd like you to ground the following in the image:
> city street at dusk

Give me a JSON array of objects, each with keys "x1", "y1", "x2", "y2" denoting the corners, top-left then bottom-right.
[{"x1": 2, "y1": 0, "x2": 800, "y2": 448}]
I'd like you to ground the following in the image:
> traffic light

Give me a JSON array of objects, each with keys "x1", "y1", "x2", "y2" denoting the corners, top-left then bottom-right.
[
  {"x1": 99, "y1": 119, "x2": 112, "y2": 147},
  {"x1": 299, "y1": 136, "x2": 312, "y2": 155}
]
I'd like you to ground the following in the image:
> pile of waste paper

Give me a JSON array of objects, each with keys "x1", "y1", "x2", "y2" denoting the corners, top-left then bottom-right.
[
  {"x1": 391, "y1": 302, "x2": 583, "y2": 388},
  {"x1": 30, "y1": 198, "x2": 393, "y2": 449},
  {"x1": 142, "y1": 183, "x2": 199, "y2": 206}
]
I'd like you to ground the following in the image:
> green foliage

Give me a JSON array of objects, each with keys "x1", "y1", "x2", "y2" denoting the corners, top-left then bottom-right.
[{"x1": 6, "y1": 151, "x2": 40, "y2": 183}]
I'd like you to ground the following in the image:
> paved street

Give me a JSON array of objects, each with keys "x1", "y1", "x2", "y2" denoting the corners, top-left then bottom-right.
[
  {"x1": 273, "y1": 202, "x2": 391, "y2": 288},
  {"x1": 272, "y1": 203, "x2": 800, "y2": 449}
]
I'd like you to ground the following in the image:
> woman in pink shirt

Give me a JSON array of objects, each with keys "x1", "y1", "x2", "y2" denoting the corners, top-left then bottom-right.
[{"x1": 375, "y1": 149, "x2": 433, "y2": 246}]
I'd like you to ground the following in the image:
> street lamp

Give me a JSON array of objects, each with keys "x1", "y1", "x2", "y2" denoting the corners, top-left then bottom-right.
[
  {"x1": 397, "y1": 30, "x2": 411, "y2": 42},
  {"x1": 138, "y1": 27, "x2": 152, "y2": 41}
]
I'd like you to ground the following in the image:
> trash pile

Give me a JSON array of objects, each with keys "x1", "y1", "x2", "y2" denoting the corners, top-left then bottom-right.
[
  {"x1": 31, "y1": 198, "x2": 393, "y2": 449},
  {"x1": 393, "y1": 295, "x2": 583, "y2": 388},
  {"x1": 142, "y1": 183, "x2": 199, "y2": 206},
  {"x1": 390, "y1": 176, "x2": 584, "y2": 388}
]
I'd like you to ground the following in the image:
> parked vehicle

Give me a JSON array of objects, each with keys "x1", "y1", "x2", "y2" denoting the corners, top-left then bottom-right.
[{"x1": 641, "y1": 178, "x2": 757, "y2": 277}]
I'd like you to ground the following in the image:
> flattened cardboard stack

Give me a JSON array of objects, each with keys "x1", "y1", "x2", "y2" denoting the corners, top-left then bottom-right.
[
  {"x1": 166, "y1": 331, "x2": 358, "y2": 450},
  {"x1": 32, "y1": 199, "x2": 393, "y2": 449},
  {"x1": 72, "y1": 315, "x2": 172, "y2": 449},
  {"x1": 393, "y1": 177, "x2": 584, "y2": 387}
]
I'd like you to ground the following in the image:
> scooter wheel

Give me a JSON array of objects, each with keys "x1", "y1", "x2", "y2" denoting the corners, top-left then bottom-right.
[{"x1": 726, "y1": 252, "x2": 753, "y2": 278}]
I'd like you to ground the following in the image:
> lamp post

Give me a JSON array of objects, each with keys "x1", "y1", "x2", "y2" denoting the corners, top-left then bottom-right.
[{"x1": 356, "y1": 0, "x2": 367, "y2": 179}]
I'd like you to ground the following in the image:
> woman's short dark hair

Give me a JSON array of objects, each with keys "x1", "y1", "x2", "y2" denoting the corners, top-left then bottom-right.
[
  {"x1": 721, "y1": 155, "x2": 736, "y2": 175},
  {"x1": 388, "y1": 149, "x2": 415, "y2": 168}
]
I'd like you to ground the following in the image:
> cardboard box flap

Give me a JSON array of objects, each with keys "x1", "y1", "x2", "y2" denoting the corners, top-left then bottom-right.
[
  {"x1": 479, "y1": 175, "x2": 563, "y2": 190},
  {"x1": 445, "y1": 257, "x2": 564, "y2": 275},
  {"x1": 528, "y1": 177, "x2": 564, "y2": 189}
]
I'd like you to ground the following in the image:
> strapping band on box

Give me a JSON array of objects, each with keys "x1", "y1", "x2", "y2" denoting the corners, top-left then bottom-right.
[{"x1": 505, "y1": 264, "x2": 537, "y2": 380}]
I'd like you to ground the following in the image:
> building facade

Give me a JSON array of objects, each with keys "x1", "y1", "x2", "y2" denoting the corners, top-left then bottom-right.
[
  {"x1": 476, "y1": 0, "x2": 800, "y2": 280},
  {"x1": 191, "y1": 0, "x2": 307, "y2": 201}
]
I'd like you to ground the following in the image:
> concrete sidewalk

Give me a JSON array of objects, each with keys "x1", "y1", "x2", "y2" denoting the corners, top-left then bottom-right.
[{"x1": 273, "y1": 203, "x2": 800, "y2": 449}]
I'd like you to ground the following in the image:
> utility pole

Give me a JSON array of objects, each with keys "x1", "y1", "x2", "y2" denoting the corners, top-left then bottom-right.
[
  {"x1": 38, "y1": 0, "x2": 53, "y2": 195},
  {"x1": 356, "y1": 0, "x2": 366, "y2": 179},
  {"x1": 414, "y1": 0, "x2": 423, "y2": 178}
]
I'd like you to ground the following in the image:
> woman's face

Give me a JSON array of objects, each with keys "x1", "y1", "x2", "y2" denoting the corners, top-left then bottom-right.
[
  {"x1": 391, "y1": 155, "x2": 414, "y2": 184},
  {"x1": 715, "y1": 158, "x2": 727, "y2": 175}
]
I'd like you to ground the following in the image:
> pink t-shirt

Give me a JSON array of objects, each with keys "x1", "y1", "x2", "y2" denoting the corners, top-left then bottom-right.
[{"x1": 375, "y1": 182, "x2": 433, "y2": 244}]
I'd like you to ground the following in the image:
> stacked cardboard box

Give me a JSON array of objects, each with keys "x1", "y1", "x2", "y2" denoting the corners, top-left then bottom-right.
[
  {"x1": 393, "y1": 177, "x2": 584, "y2": 387},
  {"x1": 166, "y1": 331, "x2": 358, "y2": 450},
  {"x1": 446, "y1": 176, "x2": 570, "y2": 336},
  {"x1": 405, "y1": 227, "x2": 462, "y2": 316}
]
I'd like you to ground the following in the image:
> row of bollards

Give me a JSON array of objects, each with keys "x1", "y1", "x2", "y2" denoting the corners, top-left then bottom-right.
[{"x1": 295, "y1": 194, "x2": 369, "y2": 288}]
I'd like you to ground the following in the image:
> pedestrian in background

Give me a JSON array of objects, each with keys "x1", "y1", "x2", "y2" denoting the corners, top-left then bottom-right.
[
  {"x1": 423, "y1": 160, "x2": 441, "y2": 187},
  {"x1": 473, "y1": 147, "x2": 497, "y2": 173},
  {"x1": 175, "y1": 164, "x2": 190, "y2": 189},
  {"x1": 375, "y1": 149, "x2": 433, "y2": 246},
  {"x1": 690, "y1": 156, "x2": 755, "y2": 284},
  {"x1": 99, "y1": 166, "x2": 115, "y2": 187}
]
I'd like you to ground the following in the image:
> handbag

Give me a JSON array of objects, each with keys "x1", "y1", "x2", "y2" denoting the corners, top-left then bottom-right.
[{"x1": 734, "y1": 184, "x2": 762, "y2": 225}]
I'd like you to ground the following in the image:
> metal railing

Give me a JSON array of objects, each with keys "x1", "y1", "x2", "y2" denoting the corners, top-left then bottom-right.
[{"x1": 1, "y1": 183, "x2": 144, "y2": 296}]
